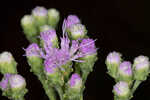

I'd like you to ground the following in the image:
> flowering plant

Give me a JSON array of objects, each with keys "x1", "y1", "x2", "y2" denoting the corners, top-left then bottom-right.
[
  {"x1": 20, "y1": 6, "x2": 97, "y2": 100},
  {"x1": 106, "y1": 51, "x2": 150, "y2": 100}
]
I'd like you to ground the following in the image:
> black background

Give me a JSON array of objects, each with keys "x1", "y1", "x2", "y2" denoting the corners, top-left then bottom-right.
[{"x1": 0, "y1": 0, "x2": 150, "y2": 100}]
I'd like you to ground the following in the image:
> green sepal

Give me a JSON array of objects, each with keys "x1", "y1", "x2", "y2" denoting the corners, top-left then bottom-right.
[
  {"x1": 63, "y1": 82, "x2": 82, "y2": 100},
  {"x1": 39, "y1": 25, "x2": 54, "y2": 33},
  {"x1": 2, "y1": 87, "x2": 27, "y2": 100},
  {"x1": 66, "y1": 26, "x2": 87, "y2": 40},
  {"x1": 113, "y1": 89, "x2": 131, "y2": 100},
  {"x1": 0, "y1": 61, "x2": 17, "y2": 74},
  {"x1": 47, "y1": 71, "x2": 64, "y2": 86},
  {"x1": 106, "y1": 62, "x2": 120, "y2": 79},
  {"x1": 33, "y1": 15, "x2": 48, "y2": 28},
  {"x1": 133, "y1": 68, "x2": 149, "y2": 81},
  {"x1": 27, "y1": 56, "x2": 57, "y2": 100},
  {"x1": 60, "y1": 61, "x2": 73, "y2": 82},
  {"x1": 117, "y1": 73, "x2": 133, "y2": 83},
  {"x1": 75, "y1": 53, "x2": 98, "y2": 82},
  {"x1": 27, "y1": 56, "x2": 43, "y2": 74},
  {"x1": 47, "y1": 9, "x2": 60, "y2": 28}
]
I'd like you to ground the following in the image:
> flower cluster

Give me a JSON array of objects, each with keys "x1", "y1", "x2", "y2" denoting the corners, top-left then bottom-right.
[
  {"x1": 22, "y1": 6, "x2": 98, "y2": 100},
  {"x1": 106, "y1": 51, "x2": 150, "y2": 100},
  {"x1": 21, "y1": 6, "x2": 60, "y2": 43},
  {"x1": 0, "y1": 52, "x2": 27, "y2": 100}
]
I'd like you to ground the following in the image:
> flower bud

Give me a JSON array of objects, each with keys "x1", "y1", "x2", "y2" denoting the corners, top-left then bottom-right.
[
  {"x1": 25, "y1": 43, "x2": 43, "y2": 73},
  {"x1": 64, "y1": 73, "x2": 82, "y2": 100},
  {"x1": 133, "y1": 55, "x2": 150, "y2": 81},
  {"x1": 32, "y1": 6, "x2": 48, "y2": 27},
  {"x1": 0, "y1": 52, "x2": 17, "y2": 74},
  {"x1": 39, "y1": 25, "x2": 54, "y2": 33},
  {"x1": 0, "y1": 74, "x2": 12, "y2": 91},
  {"x1": 77, "y1": 38, "x2": 97, "y2": 74},
  {"x1": 79, "y1": 38, "x2": 97, "y2": 56},
  {"x1": 69, "y1": 73, "x2": 82, "y2": 89},
  {"x1": 40, "y1": 29, "x2": 58, "y2": 47},
  {"x1": 47, "y1": 8, "x2": 60, "y2": 28},
  {"x1": 44, "y1": 59, "x2": 64, "y2": 86},
  {"x1": 118, "y1": 61, "x2": 133, "y2": 81},
  {"x1": 9, "y1": 74, "x2": 26, "y2": 91},
  {"x1": 65, "y1": 15, "x2": 80, "y2": 29},
  {"x1": 106, "y1": 51, "x2": 122, "y2": 78},
  {"x1": 113, "y1": 81, "x2": 130, "y2": 99},
  {"x1": 21, "y1": 15, "x2": 37, "y2": 37},
  {"x1": 67, "y1": 24, "x2": 87, "y2": 40}
]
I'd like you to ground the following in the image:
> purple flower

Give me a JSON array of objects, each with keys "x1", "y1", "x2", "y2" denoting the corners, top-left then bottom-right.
[
  {"x1": 0, "y1": 74, "x2": 12, "y2": 90},
  {"x1": 69, "y1": 73, "x2": 82, "y2": 88},
  {"x1": 79, "y1": 38, "x2": 97, "y2": 56},
  {"x1": 44, "y1": 59, "x2": 57, "y2": 74},
  {"x1": 119, "y1": 61, "x2": 132, "y2": 76},
  {"x1": 134, "y1": 55, "x2": 150, "y2": 70},
  {"x1": 63, "y1": 15, "x2": 80, "y2": 29},
  {"x1": 25, "y1": 43, "x2": 42, "y2": 57},
  {"x1": 32, "y1": 6, "x2": 48, "y2": 16},
  {"x1": 40, "y1": 29, "x2": 57, "y2": 47},
  {"x1": 70, "y1": 40, "x2": 79, "y2": 55},
  {"x1": 113, "y1": 81, "x2": 130, "y2": 97},
  {"x1": 106, "y1": 51, "x2": 122, "y2": 65},
  {"x1": 9, "y1": 74, "x2": 26, "y2": 89}
]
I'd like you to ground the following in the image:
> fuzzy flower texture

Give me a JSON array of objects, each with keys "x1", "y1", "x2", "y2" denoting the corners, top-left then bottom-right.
[{"x1": 25, "y1": 15, "x2": 97, "y2": 74}]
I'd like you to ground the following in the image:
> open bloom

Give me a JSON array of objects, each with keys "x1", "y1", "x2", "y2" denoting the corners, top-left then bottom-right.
[
  {"x1": 79, "y1": 38, "x2": 97, "y2": 56},
  {"x1": 25, "y1": 43, "x2": 42, "y2": 57},
  {"x1": 44, "y1": 58, "x2": 58, "y2": 74},
  {"x1": 40, "y1": 29, "x2": 58, "y2": 47}
]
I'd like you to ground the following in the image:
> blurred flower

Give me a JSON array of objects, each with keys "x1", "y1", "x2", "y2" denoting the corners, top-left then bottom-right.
[
  {"x1": 25, "y1": 43, "x2": 42, "y2": 57},
  {"x1": 40, "y1": 29, "x2": 58, "y2": 47},
  {"x1": 119, "y1": 61, "x2": 132, "y2": 76},
  {"x1": 9, "y1": 74, "x2": 26, "y2": 90},
  {"x1": 133, "y1": 55, "x2": 150, "y2": 80},
  {"x1": 106, "y1": 51, "x2": 122, "y2": 66},
  {"x1": 32, "y1": 6, "x2": 48, "y2": 17},
  {"x1": 69, "y1": 73, "x2": 82, "y2": 89},
  {"x1": 0, "y1": 52, "x2": 17, "y2": 74},
  {"x1": 113, "y1": 81, "x2": 130, "y2": 98},
  {"x1": 79, "y1": 38, "x2": 97, "y2": 56},
  {"x1": 32, "y1": 6, "x2": 48, "y2": 27},
  {"x1": 48, "y1": 8, "x2": 60, "y2": 28},
  {"x1": 106, "y1": 51, "x2": 122, "y2": 78},
  {"x1": 63, "y1": 15, "x2": 80, "y2": 29}
]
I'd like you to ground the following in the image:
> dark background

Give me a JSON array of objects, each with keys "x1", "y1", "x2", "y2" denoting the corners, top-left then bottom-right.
[{"x1": 0, "y1": 0, "x2": 150, "y2": 100}]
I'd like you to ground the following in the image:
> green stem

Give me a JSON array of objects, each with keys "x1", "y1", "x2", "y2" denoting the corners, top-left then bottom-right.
[
  {"x1": 82, "y1": 71, "x2": 90, "y2": 84},
  {"x1": 14, "y1": 98, "x2": 25, "y2": 100},
  {"x1": 37, "y1": 74, "x2": 56, "y2": 100},
  {"x1": 80, "y1": 93, "x2": 83, "y2": 100},
  {"x1": 131, "y1": 80, "x2": 142, "y2": 94},
  {"x1": 55, "y1": 85, "x2": 64, "y2": 100}
]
